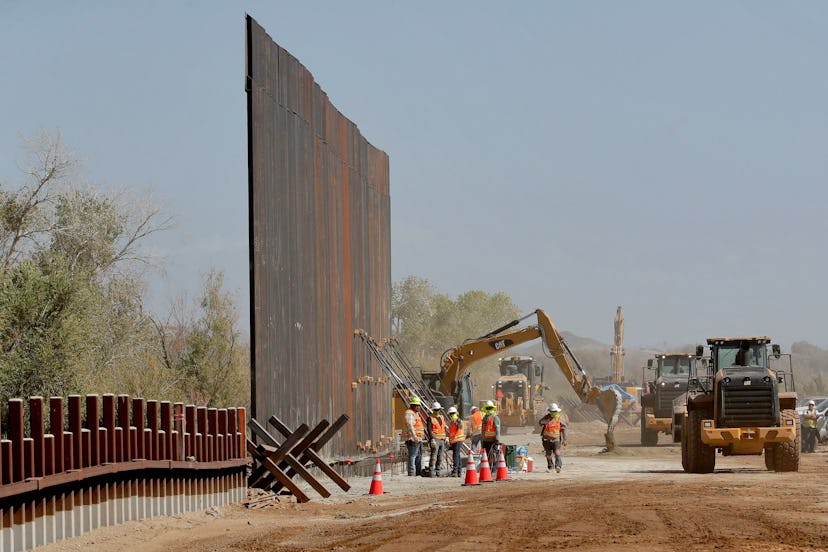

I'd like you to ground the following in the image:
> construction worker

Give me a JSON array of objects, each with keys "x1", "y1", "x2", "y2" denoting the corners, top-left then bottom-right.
[
  {"x1": 404, "y1": 396, "x2": 426, "y2": 476},
  {"x1": 480, "y1": 400, "x2": 501, "y2": 467},
  {"x1": 539, "y1": 403, "x2": 567, "y2": 473},
  {"x1": 468, "y1": 405, "x2": 483, "y2": 451},
  {"x1": 803, "y1": 400, "x2": 819, "y2": 453},
  {"x1": 426, "y1": 401, "x2": 448, "y2": 477},
  {"x1": 447, "y1": 406, "x2": 466, "y2": 477}
]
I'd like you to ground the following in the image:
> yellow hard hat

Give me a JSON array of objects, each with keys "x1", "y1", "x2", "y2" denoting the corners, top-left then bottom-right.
[{"x1": 409, "y1": 396, "x2": 421, "y2": 406}]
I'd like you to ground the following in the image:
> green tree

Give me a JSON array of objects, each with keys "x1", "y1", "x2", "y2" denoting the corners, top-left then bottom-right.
[
  {"x1": 391, "y1": 276, "x2": 521, "y2": 372},
  {"x1": 158, "y1": 271, "x2": 250, "y2": 407},
  {"x1": 0, "y1": 132, "x2": 251, "y2": 409},
  {"x1": 0, "y1": 132, "x2": 172, "y2": 403},
  {"x1": 392, "y1": 276, "x2": 447, "y2": 367},
  {"x1": 0, "y1": 260, "x2": 82, "y2": 404}
]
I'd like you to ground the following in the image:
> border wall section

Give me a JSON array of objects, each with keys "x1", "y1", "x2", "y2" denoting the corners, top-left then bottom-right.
[{"x1": 246, "y1": 16, "x2": 393, "y2": 460}]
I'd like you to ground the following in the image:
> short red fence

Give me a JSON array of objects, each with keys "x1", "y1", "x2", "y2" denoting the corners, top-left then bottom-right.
[{"x1": 0, "y1": 394, "x2": 248, "y2": 552}]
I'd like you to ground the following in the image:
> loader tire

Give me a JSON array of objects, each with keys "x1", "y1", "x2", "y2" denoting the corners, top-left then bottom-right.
[
  {"x1": 773, "y1": 409, "x2": 800, "y2": 472},
  {"x1": 685, "y1": 410, "x2": 715, "y2": 473},
  {"x1": 640, "y1": 412, "x2": 658, "y2": 446},
  {"x1": 764, "y1": 445, "x2": 775, "y2": 471},
  {"x1": 680, "y1": 416, "x2": 689, "y2": 472}
]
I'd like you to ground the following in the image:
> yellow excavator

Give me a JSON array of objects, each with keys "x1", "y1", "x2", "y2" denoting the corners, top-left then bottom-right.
[{"x1": 438, "y1": 309, "x2": 623, "y2": 450}]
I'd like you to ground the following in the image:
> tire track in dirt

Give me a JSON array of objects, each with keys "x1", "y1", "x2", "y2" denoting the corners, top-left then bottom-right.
[
  {"x1": 38, "y1": 423, "x2": 828, "y2": 551},
  {"x1": 261, "y1": 478, "x2": 828, "y2": 551}
]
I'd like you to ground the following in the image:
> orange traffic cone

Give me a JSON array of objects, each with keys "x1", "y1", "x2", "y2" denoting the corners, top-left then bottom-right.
[
  {"x1": 478, "y1": 451, "x2": 494, "y2": 482},
  {"x1": 462, "y1": 454, "x2": 480, "y2": 486},
  {"x1": 368, "y1": 458, "x2": 384, "y2": 495},
  {"x1": 495, "y1": 446, "x2": 509, "y2": 481}
]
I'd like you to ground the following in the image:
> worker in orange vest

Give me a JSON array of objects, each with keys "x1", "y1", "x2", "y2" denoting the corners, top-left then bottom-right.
[
  {"x1": 480, "y1": 400, "x2": 501, "y2": 467},
  {"x1": 404, "y1": 396, "x2": 426, "y2": 476},
  {"x1": 468, "y1": 405, "x2": 483, "y2": 451},
  {"x1": 447, "y1": 406, "x2": 466, "y2": 477},
  {"x1": 426, "y1": 402, "x2": 448, "y2": 477},
  {"x1": 539, "y1": 403, "x2": 568, "y2": 473}
]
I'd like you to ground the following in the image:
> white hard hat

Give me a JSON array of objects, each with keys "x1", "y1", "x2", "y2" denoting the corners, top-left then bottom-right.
[
  {"x1": 447, "y1": 406, "x2": 458, "y2": 414},
  {"x1": 470, "y1": 405, "x2": 479, "y2": 412},
  {"x1": 432, "y1": 401, "x2": 442, "y2": 410},
  {"x1": 548, "y1": 403, "x2": 561, "y2": 413},
  {"x1": 809, "y1": 400, "x2": 816, "y2": 406},
  {"x1": 485, "y1": 400, "x2": 495, "y2": 408}
]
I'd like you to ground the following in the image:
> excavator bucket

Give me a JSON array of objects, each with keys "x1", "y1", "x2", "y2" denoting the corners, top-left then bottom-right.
[{"x1": 596, "y1": 387, "x2": 623, "y2": 451}]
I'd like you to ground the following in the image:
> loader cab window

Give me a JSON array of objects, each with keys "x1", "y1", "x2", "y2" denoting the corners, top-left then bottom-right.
[
  {"x1": 717, "y1": 343, "x2": 767, "y2": 368},
  {"x1": 661, "y1": 356, "x2": 691, "y2": 376}
]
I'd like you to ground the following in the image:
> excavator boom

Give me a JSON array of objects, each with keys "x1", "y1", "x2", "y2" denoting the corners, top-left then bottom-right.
[{"x1": 439, "y1": 309, "x2": 622, "y2": 449}]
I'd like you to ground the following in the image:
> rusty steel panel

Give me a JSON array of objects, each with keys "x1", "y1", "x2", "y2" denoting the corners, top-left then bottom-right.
[{"x1": 246, "y1": 16, "x2": 392, "y2": 459}]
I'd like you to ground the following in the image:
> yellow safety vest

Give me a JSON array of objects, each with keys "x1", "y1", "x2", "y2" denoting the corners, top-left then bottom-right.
[{"x1": 804, "y1": 410, "x2": 818, "y2": 429}]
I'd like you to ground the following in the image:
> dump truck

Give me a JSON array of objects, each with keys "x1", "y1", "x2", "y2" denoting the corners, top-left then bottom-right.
[
  {"x1": 680, "y1": 337, "x2": 799, "y2": 473},
  {"x1": 639, "y1": 354, "x2": 693, "y2": 446},
  {"x1": 494, "y1": 355, "x2": 545, "y2": 428}
]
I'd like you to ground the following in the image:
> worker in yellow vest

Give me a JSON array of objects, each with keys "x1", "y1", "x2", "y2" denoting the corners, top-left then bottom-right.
[
  {"x1": 447, "y1": 406, "x2": 466, "y2": 477},
  {"x1": 539, "y1": 403, "x2": 568, "y2": 473},
  {"x1": 803, "y1": 400, "x2": 819, "y2": 453},
  {"x1": 480, "y1": 400, "x2": 501, "y2": 467},
  {"x1": 404, "y1": 396, "x2": 426, "y2": 476},
  {"x1": 426, "y1": 402, "x2": 448, "y2": 477}
]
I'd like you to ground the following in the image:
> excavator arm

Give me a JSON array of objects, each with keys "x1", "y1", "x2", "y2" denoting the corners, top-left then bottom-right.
[{"x1": 439, "y1": 309, "x2": 622, "y2": 449}]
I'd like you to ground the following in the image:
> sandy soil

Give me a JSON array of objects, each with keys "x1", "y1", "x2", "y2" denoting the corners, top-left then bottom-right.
[{"x1": 40, "y1": 420, "x2": 828, "y2": 551}]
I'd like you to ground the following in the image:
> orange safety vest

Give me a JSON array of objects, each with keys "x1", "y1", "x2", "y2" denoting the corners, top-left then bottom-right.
[
  {"x1": 470, "y1": 411, "x2": 483, "y2": 434},
  {"x1": 482, "y1": 415, "x2": 498, "y2": 440},
  {"x1": 429, "y1": 416, "x2": 447, "y2": 440},
  {"x1": 542, "y1": 418, "x2": 561, "y2": 440},
  {"x1": 448, "y1": 419, "x2": 466, "y2": 444},
  {"x1": 408, "y1": 408, "x2": 425, "y2": 440}
]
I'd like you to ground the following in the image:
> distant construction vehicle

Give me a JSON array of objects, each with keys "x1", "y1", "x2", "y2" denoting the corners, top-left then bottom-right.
[
  {"x1": 680, "y1": 337, "x2": 799, "y2": 473},
  {"x1": 493, "y1": 356, "x2": 545, "y2": 428},
  {"x1": 640, "y1": 354, "x2": 694, "y2": 446}
]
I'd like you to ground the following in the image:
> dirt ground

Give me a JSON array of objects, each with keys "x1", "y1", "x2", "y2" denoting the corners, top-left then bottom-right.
[{"x1": 41, "y1": 420, "x2": 828, "y2": 551}]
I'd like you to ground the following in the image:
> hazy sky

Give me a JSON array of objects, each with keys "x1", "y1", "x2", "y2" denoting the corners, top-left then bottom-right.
[{"x1": 2, "y1": 2, "x2": 826, "y2": 349}]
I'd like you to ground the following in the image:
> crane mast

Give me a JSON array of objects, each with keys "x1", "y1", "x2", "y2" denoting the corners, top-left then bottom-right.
[{"x1": 611, "y1": 306, "x2": 624, "y2": 384}]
